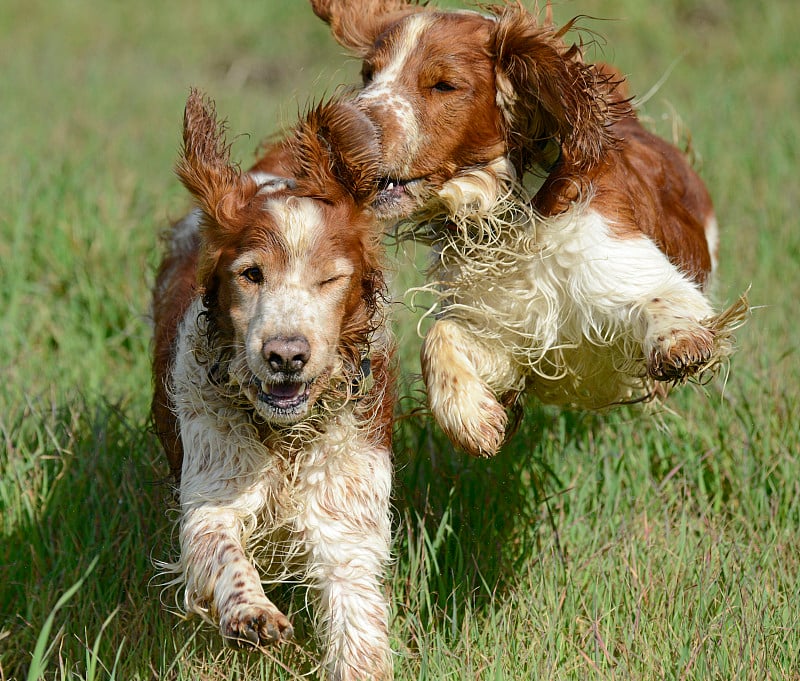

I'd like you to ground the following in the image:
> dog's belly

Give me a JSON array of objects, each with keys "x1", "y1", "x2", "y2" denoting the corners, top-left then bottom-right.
[{"x1": 523, "y1": 340, "x2": 647, "y2": 409}]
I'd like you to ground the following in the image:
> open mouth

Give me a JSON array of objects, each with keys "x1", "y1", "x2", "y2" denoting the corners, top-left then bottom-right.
[
  {"x1": 252, "y1": 377, "x2": 311, "y2": 414},
  {"x1": 373, "y1": 176, "x2": 424, "y2": 216},
  {"x1": 376, "y1": 176, "x2": 422, "y2": 199}
]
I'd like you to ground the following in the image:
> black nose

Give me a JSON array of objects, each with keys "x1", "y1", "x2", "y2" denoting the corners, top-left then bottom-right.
[{"x1": 262, "y1": 336, "x2": 311, "y2": 373}]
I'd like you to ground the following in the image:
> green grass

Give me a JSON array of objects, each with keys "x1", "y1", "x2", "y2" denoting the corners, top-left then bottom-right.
[{"x1": 2, "y1": 0, "x2": 799, "y2": 679}]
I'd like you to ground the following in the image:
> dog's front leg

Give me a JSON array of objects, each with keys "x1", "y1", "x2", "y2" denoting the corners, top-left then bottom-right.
[
  {"x1": 180, "y1": 508, "x2": 293, "y2": 647},
  {"x1": 421, "y1": 318, "x2": 519, "y2": 457},
  {"x1": 178, "y1": 425, "x2": 293, "y2": 648},
  {"x1": 295, "y1": 435, "x2": 393, "y2": 681}
]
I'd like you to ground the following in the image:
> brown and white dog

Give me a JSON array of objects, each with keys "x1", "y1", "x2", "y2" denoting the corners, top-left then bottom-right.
[
  {"x1": 312, "y1": 0, "x2": 748, "y2": 456},
  {"x1": 151, "y1": 90, "x2": 394, "y2": 680}
]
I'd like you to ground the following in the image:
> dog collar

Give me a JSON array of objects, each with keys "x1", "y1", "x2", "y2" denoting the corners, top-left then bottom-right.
[
  {"x1": 523, "y1": 138, "x2": 562, "y2": 195},
  {"x1": 350, "y1": 356, "x2": 372, "y2": 397},
  {"x1": 539, "y1": 138, "x2": 563, "y2": 174}
]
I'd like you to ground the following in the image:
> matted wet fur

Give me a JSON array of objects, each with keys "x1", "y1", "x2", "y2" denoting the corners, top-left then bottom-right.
[
  {"x1": 311, "y1": 0, "x2": 749, "y2": 457},
  {"x1": 151, "y1": 90, "x2": 395, "y2": 680}
]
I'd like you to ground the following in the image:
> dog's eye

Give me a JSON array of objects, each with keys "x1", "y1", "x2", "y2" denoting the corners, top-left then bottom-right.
[
  {"x1": 240, "y1": 267, "x2": 263, "y2": 284},
  {"x1": 432, "y1": 81, "x2": 456, "y2": 93},
  {"x1": 361, "y1": 63, "x2": 374, "y2": 86},
  {"x1": 318, "y1": 274, "x2": 346, "y2": 289}
]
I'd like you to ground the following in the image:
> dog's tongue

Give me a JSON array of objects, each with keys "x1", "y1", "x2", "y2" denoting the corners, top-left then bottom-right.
[{"x1": 267, "y1": 382, "x2": 305, "y2": 399}]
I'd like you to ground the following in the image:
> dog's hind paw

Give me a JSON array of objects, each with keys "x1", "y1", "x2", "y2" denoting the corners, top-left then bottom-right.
[
  {"x1": 647, "y1": 322, "x2": 716, "y2": 383},
  {"x1": 220, "y1": 601, "x2": 294, "y2": 648}
]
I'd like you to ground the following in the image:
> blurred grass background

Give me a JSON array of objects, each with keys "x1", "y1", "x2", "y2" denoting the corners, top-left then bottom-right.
[{"x1": 1, "y1": 0, "x2": 798, "y2": 679}]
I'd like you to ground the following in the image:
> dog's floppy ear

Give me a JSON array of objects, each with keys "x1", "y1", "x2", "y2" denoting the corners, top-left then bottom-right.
[
  {"x1": 176, "y1": 89, "x2": 261, "y2": 292},
  {"x1": 310, "y1": 0, "x2": 422, "y2": 55},
  {"x1": 176, "y1": 88, "x2": 258, "y2": 227},
  {"x1": 287, "y1": 99, "x2": 380, "y2": 206},
  {"x1": 489, "y1": 5, "x2": 617, "y2": 174}
]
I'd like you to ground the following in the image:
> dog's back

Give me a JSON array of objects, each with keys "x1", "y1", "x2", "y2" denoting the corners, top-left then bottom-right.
[
  {"x1": 151, "y1": 210, "x2": 201, "y2": 478},
  {"x1": 542, "y1": 61, "x2": 718, "y2": 288}
]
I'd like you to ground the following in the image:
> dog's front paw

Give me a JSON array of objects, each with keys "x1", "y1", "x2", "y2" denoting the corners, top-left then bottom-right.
[
  {"x1": 220, "y1": 601, "x2": 293, "y2": 648},
  {"x1": 422, "y1": 320, "x2": 510, "y2": 456},
  {"x1": 430, "y1": 375, "x2": 507, "y2": 458},
  {"x1": 647, "y1": 322, "x2": 715, "y2": 383}
]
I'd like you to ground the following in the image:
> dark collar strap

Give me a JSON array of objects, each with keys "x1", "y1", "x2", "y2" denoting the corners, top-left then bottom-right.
[{"x1": 351, "y1": 357, "x2": 372, "y2": 396}]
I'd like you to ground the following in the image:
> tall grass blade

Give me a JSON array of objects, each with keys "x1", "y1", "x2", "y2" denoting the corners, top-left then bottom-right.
[{"x1": 26, "y1": 556, "x2": 99, "y2": 681}]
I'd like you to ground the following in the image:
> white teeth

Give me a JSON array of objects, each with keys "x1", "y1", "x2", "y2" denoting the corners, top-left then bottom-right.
[{"x1": 387, "y1": 182, "x2": 395, "y2": 190}]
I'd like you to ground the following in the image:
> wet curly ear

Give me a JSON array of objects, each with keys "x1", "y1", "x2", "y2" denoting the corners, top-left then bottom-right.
[
  {"x1": 310, "y1": 0, "x2": 423, "y2": 55},
  {"x1": 176, "y1": 89, "x2": 262, "y2": 293},
  {"x1": 176, "y1": 88, "x2": 257, "y2": 224},
  {"x1": 490, "y1": 6, "x2": 618, "y2": 174},
  {"x1": 288, "y1": 99, "x2": 381, "y2": 205}
]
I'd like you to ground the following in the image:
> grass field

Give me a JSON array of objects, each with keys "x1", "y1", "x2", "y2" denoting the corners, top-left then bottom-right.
[{"x1": 2, "y1": 0, "x2": 799, "y2": 679}]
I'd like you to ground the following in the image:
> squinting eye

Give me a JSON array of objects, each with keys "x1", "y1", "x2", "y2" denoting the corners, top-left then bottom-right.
[
  {"x1": 361, "y1": 64, "x2": 374, "y2": 85},
  {"x1": 432, "y1": 81, "x2": 456, "y2": 93},
  {"x1": 240, "y1": 266, "x2": 263, "y2": 284},
  {"x1": 318, "y1": 275, "x2": 346, "y2": 288}
]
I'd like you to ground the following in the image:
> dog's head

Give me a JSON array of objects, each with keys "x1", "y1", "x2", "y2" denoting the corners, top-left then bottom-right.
[
  {"x1": 311, "y1": 1, "x2": 623, "y2": 217},
  {"x1": 176, "y1": 89, "x2": 382, "y2": 425}
]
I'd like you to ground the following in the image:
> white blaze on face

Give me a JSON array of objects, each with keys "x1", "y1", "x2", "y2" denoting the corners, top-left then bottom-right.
[
  {"x1": 356, "y1": 14, "x2": 433, "y2": 168},
  {"x1": 271, "y1": 195, "x2": 321, "y2": 259},
  {"x1": 248, "y1": 171, "x2": 295, "y2": 195}
]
